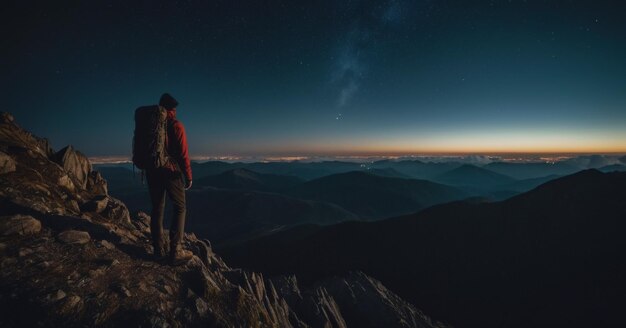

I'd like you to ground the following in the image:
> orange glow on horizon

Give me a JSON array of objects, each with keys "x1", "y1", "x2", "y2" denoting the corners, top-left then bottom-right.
[
  {"x1": 263, "y1": 130, "x2": 626, "y2": 156},
  {"x1": 267, "y1": 140, "x2": 626, "y2": 156}
]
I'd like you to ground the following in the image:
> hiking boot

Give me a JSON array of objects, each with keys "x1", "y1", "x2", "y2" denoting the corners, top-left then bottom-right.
[
  {"x1": 169, "y1": 245, "x2": 193, "y2": 266},
  {"x1": 153, "y1": 243, "x2": 169, "y2": 261}
]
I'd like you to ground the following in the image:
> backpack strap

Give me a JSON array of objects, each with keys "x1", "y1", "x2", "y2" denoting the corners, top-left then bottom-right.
[
  {"x1": 132, "y1": 163, "x2": 145, "y2": 185},
  {"x1": 166, "y1": 117, "x2": 182, "y2": 173}
]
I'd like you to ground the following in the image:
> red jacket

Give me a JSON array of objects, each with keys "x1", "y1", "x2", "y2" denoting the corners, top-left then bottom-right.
[{"x1": 166, "y1": 109, "x2": 193, "y2": 181}]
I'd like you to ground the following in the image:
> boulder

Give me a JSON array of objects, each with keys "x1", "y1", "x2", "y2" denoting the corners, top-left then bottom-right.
[
  {"x1": 53, "y1": 289, "x2": 67, "y2": 301},
  {"x1": 57, "y1": 174, "x2": 76, "y2": 192},
  {"x1": 195, "y1": 298, "x2": 208, "y2": 316},
  {"x1": 132, "y1": 211, "x2": 151, "y2": 233},
  {"x1": 66, "y1": 199, "x2": 81, "y2": 214},
  {"x1": 0, "y1": 215, "x2": 42, "y2": 236},
  {"x1": 57, "y1": 230, "x2": 91, "y2": 245},
  {"x1": 62, "y1": 295, "x2": 82, "y2": 311},
  {"x1": 86, "y1": 171, "x2": 108, "y2": 195},
  {"x1": 0, "y1": 151, "x2": 16, "y2": 174},
  {"x1": 51, "y1": 145, "x2": 92, "y2": 189},
  {"x1": 81, "y1": 195, "x2": 109, "y2": 213},
  {"x1": 99, "y1": 240, "x2": 115, "y2": 250},
  {"x1": 103, "y1": 197, "x2": 131, "y2": 224},
  {"x1": 18, "y1": 247, "x2": 34, "y2": 257}
]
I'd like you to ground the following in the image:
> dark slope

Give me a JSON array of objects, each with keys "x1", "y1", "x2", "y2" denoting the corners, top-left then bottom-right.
[
  {"x1": 194, "y1": 168, "x2": 303, "y2": 192},
  {"x1": 287, "y1": 171, "x2": 467, "y2": 219},
  {"x1": 184, "y1": 187, "x2": 358, "y2": 245},
  {"x1": 483, "y1": 161, "x2": 579, "y2": 179},
  {"x1": 119, "y1": 187, "x2": 358, "y2": 247},
  {"x1": 100, "y1": 167, "x2": 357, "y2": 246},
  {"x1": 497, "y1": 174, "x2": 561, "y2": 193},
  {"x1": 434, "y1": 164, "x2": 516, "y2": 188},
  {"x1": 221, "y1": 170, "x2": 626, "y2": 328}
]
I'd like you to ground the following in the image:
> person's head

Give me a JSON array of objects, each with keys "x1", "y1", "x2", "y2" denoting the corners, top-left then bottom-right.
[{"x1": 159, "y1": 93, "x2": 179, "y2": 110}]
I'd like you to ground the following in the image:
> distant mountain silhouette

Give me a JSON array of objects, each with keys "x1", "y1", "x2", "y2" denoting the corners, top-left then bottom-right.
[
  {"x1": 190, "y1": 160, "x2": 245, "y2": 178},
  {"x1": 192, "y1": 160, "x2": 363, "y2": 181},
  {"x1": 194, "y1": 168, "x2": 303, "y2": 192},
  {"x1": 370, "y1": 160, "x2": 462, "y2": 179},
  {"x1": 563, "y1": 154, "x2": 622, "y2": 169},
  {"x1": 496, "y1": 174, "x2": 561, "y2": 193},
  {"x1": 433, "y1": 164, "x2": 516, "y2": 188},
  {"x1": 598, "y1": 164, "x2": 626, "y2": 173},
  {"x1": 287, "y1": 171, "x2": 467, "y2": 219},
  {"x1": 247, "y1": 161, "x2": 362, "y2": 180},
  {"x1": 483, "y1": 161, "x2": 579, "y2": 179},
  {"x1": 189, "y1": 157, "x2": 624, "y2": 183},
  {"x1": 363, "y1": 167, "x2": 412, "y2": 179},
  {"x1": 221, "y1": 170, "x2": 626, "y2": 328}
]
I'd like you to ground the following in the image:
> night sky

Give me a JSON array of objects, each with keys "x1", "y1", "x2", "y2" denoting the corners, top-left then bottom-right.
[{"x1": 4, "y1": 1, "x2": 626, "y2": 158}]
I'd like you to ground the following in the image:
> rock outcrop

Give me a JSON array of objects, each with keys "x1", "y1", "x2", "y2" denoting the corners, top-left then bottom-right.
[
  {"x1": 319, "y1": 272, "x2": 445, "y2": 328},
  {"x1": 0, "y1": 214, "x2": 42, "y2": 236},
  {"x1": 86, "y1": 170, "x2": 108, "y2": 195},
  {"x1": 51, "y1": 145, "x2": 93, "y2": 189},
  {"x1": 0, "y1": 151, "x2": 16, "y2": 174},
  {"x1": 0, "y1": 112, "x2": 53, "y2": 158},
  {"x1": 0, "y1": 112, "x2": 447, "y2": 328}
]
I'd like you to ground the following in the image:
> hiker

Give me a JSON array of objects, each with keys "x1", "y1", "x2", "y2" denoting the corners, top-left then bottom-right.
[{"x1": 133, "y1": 93, "x2": 194, "y2": 265}]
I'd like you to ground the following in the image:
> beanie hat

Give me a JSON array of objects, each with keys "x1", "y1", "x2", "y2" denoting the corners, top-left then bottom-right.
[{"x1": 159, "y1": 93, "x2": 179, "y2": 109}]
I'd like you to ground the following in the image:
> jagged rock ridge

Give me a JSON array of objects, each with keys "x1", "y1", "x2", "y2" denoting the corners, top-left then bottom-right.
[{"x1": 0, "y1": 112, "x2": 447, "y2": 328}]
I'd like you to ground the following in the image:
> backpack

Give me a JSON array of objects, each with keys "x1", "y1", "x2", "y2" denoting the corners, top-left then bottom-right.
[{"x1": 132, "y1": 105, "x2": 170, "y2": 170}]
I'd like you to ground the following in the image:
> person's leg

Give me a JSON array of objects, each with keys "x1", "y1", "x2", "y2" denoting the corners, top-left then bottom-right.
[
  {"x1": 165, "y1": 171, "x2": 191, "y2": 264},
  {"x1": 166, "y1": 171, "x2": 186, "y2": 247},
  {"x1": 147, "y1": 169, "x2": 166, "y2": 257}
]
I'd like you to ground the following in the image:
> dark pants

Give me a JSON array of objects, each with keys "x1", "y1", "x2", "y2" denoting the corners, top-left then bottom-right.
[{"x1": 146, "y1": 168, "x2": 186, "y2": 252}]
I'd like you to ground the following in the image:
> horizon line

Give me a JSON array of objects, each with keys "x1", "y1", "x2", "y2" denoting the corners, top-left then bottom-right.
[{"x1": 89, "y1": 151, "x2": 626, "y2": 165}]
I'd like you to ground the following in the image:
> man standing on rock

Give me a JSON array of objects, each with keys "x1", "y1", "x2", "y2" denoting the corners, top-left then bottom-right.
[{"x1": 140, "y1": 93, "x2": 193, "y2": 265}]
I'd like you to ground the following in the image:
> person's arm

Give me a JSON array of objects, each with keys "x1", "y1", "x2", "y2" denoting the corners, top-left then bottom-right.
[{"x1": 171, "y1": 121, "x2": 193, "y2": 185}]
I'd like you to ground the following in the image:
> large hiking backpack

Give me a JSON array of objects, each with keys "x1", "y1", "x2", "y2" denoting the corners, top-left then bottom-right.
[{"x1": 132, "y1": 105, "x2": 170, "y2": 170}]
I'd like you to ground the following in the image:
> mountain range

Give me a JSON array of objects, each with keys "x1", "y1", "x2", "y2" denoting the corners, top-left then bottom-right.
[
  {"x1": 433, "y1": 164, "x2": 517, "y2": 188},
  {"x1": 98, "y1": 155, "x2": 620, "y2": 246},
  {"x1": 287, "y1": 171, "x2": 467, "y2": 219},
  {"x1": 195, "y1": 168, "x2": 304, "y2": 192},
  {"x1": 220, "y1": 169, "x2": 626, "y2": 327},
  {"x1": 116, "y1": 169, "x2": 468, "y2": 244}
]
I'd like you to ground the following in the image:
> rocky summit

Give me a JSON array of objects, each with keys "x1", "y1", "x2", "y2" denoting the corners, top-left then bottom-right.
[{"x1": 0, "y1": 111, "x2": 447, "y2": 328}]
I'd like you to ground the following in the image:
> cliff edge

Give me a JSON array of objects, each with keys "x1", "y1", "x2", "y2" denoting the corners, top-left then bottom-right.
[{"x1": 0, "y1": 112, "x2": 446, "y2": 328}]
